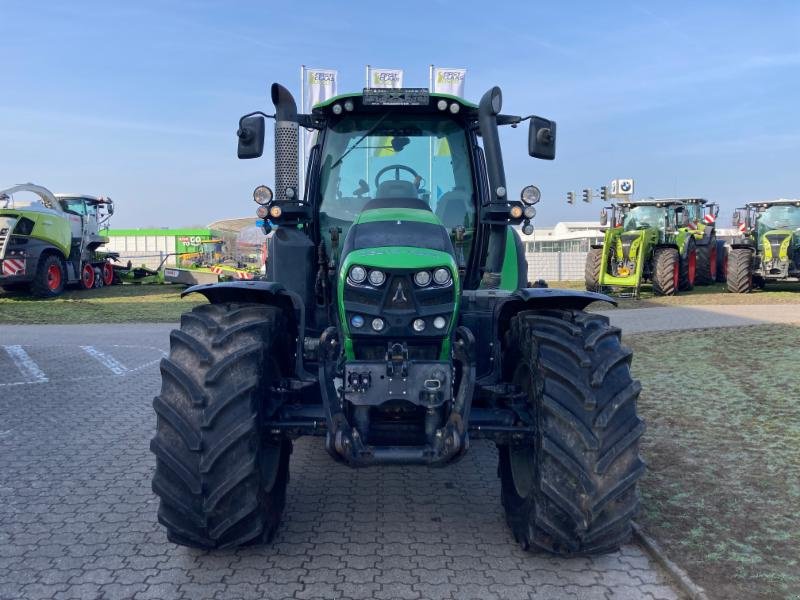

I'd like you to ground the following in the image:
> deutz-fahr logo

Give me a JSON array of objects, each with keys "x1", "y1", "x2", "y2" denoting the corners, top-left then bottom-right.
[{"x1": 309, "y1": 72, "x2": 336, "y2": 85}]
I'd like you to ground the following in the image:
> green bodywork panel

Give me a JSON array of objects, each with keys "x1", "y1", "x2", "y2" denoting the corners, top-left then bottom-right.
[
  {"x1": 337, "y1": 206, "x2": 460, "y2": 361},
  {"x1": 499, "y1": 228, "x2": 521, "y2": 290},
  {"x1": 0, "y1": 208, "x2": 71, "y2": 257}
]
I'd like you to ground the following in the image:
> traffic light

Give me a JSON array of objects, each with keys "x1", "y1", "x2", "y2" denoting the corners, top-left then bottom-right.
[
  {"x1": 599, "y1": 186, "x2": 608, "y2": 202},
  {"x1": 582, "y1": 188, "x2": 591, "y2": 203},
  {"x1": 567, "y1": 191, "x2": 575, "y2": 204}
]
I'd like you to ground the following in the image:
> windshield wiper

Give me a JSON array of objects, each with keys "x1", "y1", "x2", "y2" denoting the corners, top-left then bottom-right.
[{"x1": 331, "y1": 111, "x2": 392, "y2": 169}]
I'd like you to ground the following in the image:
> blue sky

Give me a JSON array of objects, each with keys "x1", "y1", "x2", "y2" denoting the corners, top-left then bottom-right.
[{"x1": 1, "y1": 0, "x2": 799, "y2": 227}]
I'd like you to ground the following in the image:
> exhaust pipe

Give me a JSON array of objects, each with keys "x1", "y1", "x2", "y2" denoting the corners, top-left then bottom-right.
[
  {"x1": 270, "y1": 83, "x2": 299, "y2": 202},
  {"x1": 478, "y1": 87, "x2": 507, "y2": 286}
]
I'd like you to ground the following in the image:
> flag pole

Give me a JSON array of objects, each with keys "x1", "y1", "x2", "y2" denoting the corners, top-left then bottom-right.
[{"x1": 428, "y1": 65, "x2": 434, "y2": 206}]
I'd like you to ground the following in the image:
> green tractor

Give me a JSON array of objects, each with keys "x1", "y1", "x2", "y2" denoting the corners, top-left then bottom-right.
[
  {"x1": 682, "y1": 198, "x2": 726, "y2": 284},
  {"x1": 728, "y1": 199, "x2": 800, "y2": 293},
  {"x1": 150, "y1": 84, "x2": 645, "y2": 556},
  {"x1": 585, "y1": 199, "x2": 698, "y2": 296}
]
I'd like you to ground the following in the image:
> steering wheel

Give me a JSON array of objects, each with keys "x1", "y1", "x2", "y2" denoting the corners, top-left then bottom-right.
[{"x1": 374, "y1": 164, "x2": 423, "y2": 189}]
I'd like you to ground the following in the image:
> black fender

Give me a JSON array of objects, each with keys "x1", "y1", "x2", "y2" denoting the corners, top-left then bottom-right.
[
  {"x1": 460, "y1": 288, "x2": 615, "y2": 385},
  {"x1": 182, "y1": 280, "x2": 312, "y2": 380}
]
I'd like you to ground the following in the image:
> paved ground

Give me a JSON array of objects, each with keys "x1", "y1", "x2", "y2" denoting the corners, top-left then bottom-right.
[{"x1": 0, "y1": 323, "x2": 684, "y2": 600}]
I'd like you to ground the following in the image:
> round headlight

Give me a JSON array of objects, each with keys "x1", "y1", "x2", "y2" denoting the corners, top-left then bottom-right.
[
  {"x1": 433, "y1": 316, "x2": 447, "y2": 330},
  {"x1": 350, "y1": 314, "x2": 364, "y2": 329},
  {"x1": 332, "y1": 103, "x2": 343, "y2": 115},
  {"x1": 285, "y1": 187, "x2": 296, "y2": 200},
  {"x1": 349, "y1": 266, "x2": 367, "y2": 284},
  {"x1": 433, "y1": 268, "x2": 451, "y2": 286},
  {"x1": 449, "y1": 102, "x2": 460, "y2": 114},
  {"x1": 412, "y1": 318, "x2": 426, "y2": 332},
  {"x1": 437, "y1": 99, "x2": 448, "y2": 111},
  {"x1": 269, "y1": 205, "x2": 282, "y2": 218},
  {"x1": 253, "y1": 185, "x2": 273, "y2": 205},
  {"x1": 256, "y1": 205, "x2": 269, "y2": 219},
  {"x1": 521, "y1": 185, "x2": 541, "y2": 205},
  {"x1": 344, "y1": 100, "x2": 354, "y2": 112},
  {"x1": 368, "y1": 270, "x2": 385, "y2": 286},
  {"x1": 510, "y1": 205, "x2": 523, "y2": 219},
  {"x1": 524, "y1": 206, "x2": 536, "y2": 219},
  {"x1": 414, "y1": 271, "x2": 432, "y2": 287},
  {"x1": 371, "y1": 317, "x2": 385, "y2": 332}
]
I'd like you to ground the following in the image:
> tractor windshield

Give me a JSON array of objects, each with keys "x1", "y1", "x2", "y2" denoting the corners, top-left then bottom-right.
[
  {"x1": 759, "y1": 205, "x2": 800, "y2": 231},
  {"x1": 623, "y1": 206, "x2": 665, "y2": 231},
  {"x1": 318, "y1": 114, "x2": 475, "y2": 232}
]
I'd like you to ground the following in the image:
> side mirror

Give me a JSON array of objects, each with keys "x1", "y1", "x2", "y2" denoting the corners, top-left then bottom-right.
[
  {"x1": 599, "y1": 209, "x2": 608, "y2": 226},
  {"x1": 528, "y1": 116, "x2": 556, "y2": 160},
  {"x1": 237, "y1": 115, "x2": 265, "y2": 159},
  {"x1": 732, "y1": 211, "x2": 740, "y2": 228}
]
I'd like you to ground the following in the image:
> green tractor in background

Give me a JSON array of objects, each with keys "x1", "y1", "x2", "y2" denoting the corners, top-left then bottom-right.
[
  {"x1": 585, "y1": 199, "x2": 697, "y2": 296},
  {"x1": 682, "y1": 198, "x2": 726, "y2": 284},
  {"x1": 728, "y1": 199, "x2": 800, "y2": 293},
  {"x1": 150, "y1": 84, "x2": 645, "y2": 556}
]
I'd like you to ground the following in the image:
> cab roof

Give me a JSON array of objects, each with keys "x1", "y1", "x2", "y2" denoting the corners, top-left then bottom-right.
[
  {"x1": 745, "y1": 199, "x2": 800, "y2": 208},
  {"x1": 312, "y1": 88, "x2": 478, "y2": 116},
  {"x1": 616, "y1": 199, "x2": 685, "y2": 207}
]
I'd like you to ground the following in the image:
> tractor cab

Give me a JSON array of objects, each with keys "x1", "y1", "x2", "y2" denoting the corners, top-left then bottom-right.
[{"x1": 613, "y1": 199, "x2": 686, "y2": 233}]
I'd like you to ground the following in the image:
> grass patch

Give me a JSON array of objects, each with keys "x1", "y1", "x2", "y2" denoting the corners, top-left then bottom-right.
[
  {"x1": 627, "y1": 324, "x2": 800, "y2": 600},
  {"x1": 0, "y1": 285, "x2": 205, "y2": 324}
]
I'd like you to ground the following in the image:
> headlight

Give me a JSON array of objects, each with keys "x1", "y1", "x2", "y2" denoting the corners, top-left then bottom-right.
[
  {"x1": 368, "y1": 270, "x2": 386, "y2": 286},
  {"x1": 349, "y1": 266, "x2": 367, "y2": 284},
  {"x1": 521, "y1": 185, "x2": 541, "y2": 205},
  {"x1": 371, "y1": 317, "x2": 385, "y2": 332},
  {"x1": 433, "y1": 268, "x2": 451, "y2": 285},
  {"x1": 433, "y1": 316, "x2": 447, "y2": 330},
  {"x1": 412, "y1": 318, "x2": 426, "y2": 332},
  {"x1": 414, "y1": 271, "x2": 431, "y2": 287},
  {"x1": 253, "y1": 185, "x2": 273, "y2": 205},
  {"x1": 350, "y1": 315, "x2": 364, "y2": 329}
]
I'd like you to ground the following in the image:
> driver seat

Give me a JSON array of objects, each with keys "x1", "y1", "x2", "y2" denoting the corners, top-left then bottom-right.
[{"x1": 376, "y1": 179, "x2": 418, "y2": 199}]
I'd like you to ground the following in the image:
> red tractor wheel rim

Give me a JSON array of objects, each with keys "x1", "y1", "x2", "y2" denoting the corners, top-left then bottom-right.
[
  {"x1": 47, "y1": 264, "x2": 62, "y2": 290},
  {"x1": 673, "y1": 262, "x2": 679, "y2": 290},
  {"x1": 688, "y1": 249, "x2": 697, "y2": 284},
  {"x1": 102, "y1": 262, "x2": 114, "y2": 286},
  {"x1": 82, "y1": 264, "x2": 95, "y2": 289},
  {"x1": 710, "y1": 246, "x2": 718, "y2": 279}
]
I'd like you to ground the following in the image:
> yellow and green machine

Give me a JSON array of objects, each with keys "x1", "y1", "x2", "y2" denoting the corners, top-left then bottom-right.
[
  {"x1": 728, "y1": 199, "x2": 800, "y2": 292},
  {"x1": 585, "y1": 199, "x2": 702, "y2": 296},
  {"x1": 0, "y1": 183, "x2": 117, "y2": 297}
]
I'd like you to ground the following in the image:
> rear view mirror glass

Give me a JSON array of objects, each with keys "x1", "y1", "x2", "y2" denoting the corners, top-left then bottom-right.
[{"x1": 237, "y1": 115, "x2": 266, "y2": 159}]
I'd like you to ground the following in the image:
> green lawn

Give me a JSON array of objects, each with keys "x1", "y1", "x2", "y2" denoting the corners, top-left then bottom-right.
[
  {"x1": 627, "y1": 325, "x2": 800, "y2": 600},
  {"x1": 0, "y1": 285, "x2": 204, "y2": 324}
]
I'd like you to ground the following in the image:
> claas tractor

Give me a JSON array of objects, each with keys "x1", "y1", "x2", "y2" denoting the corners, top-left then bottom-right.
[
  {"x1": 682, "y1": 198, "x2": 726, "y2": 284},
  {"x1": 585, "y1": 199, "x2": 697, "y2": 296},
  {"x1": 728, "y1": 199, "x2": 800, "y2": 293},
  {"x1": 150, "y1": 83, "x2": 645, "y2": 556}
]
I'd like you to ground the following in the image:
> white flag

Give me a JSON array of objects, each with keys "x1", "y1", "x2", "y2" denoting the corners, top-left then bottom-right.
[
  {"x1": 366, "y1": 67, "x2": 404, "y2": 89},
  {"x1": 432, "y1": 67, "x2": 467, "y2": 97},
  {"x1": 303, "y1": 68, "x2": 338, "y2": 112}
]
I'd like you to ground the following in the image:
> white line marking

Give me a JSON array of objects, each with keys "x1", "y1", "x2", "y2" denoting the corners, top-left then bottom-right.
[
  {"x1": 80, "y1": 345, "x2": 129, "y2": 375},
  {"x1": 3, "y1": 345, "x2": 48, "y2": 383}
]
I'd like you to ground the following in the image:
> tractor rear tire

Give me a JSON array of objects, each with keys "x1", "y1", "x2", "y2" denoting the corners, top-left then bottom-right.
[
  {"x1": 694, "y1": 236, "x2": 717, "y2": 285},
  {"x1": 498, "y1": 309, "x2": 645, "y2": 556},
  {"x1": 585, "y1": 247, "x2": 602, "y2": 291},
  {"x1": 30, "y1": 254, "x2": 65, "y2": 298},
  {"x1": 679, "y1": 237, "x2": 697, "y2": 291},
  {"x1": 726, "y1": 248, "x2": 754, "y2": 293},
  {"x1": 150, "y1": 302, "x2": 292, "y2": 549},
  {"x1": 651, "y1": 247, "x2": 679, "y2": 296}
]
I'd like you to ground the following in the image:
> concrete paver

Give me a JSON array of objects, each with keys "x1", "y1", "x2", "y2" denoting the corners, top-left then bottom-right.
[{"x1": 0, "y1": 322, "x2": 692, "y2": 600}]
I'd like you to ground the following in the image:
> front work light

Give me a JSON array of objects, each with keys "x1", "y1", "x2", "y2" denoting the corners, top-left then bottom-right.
[
  {"x1": 349, "y1": 266, "x2": 367, "y2": 284},
  {"x1": 253, "y1": 185, "x2": 273, "y2": 205}
]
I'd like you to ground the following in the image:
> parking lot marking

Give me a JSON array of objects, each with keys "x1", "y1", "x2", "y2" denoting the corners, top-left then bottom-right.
[
  {"x1": 3, "y1": 344, "x2": 48, "y2": 383},
  {"x1": 80, "y1": 345, "x2": 129, "y2": 375}
]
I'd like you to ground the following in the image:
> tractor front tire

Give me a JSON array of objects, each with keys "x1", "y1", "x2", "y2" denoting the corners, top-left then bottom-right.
[
  {"x1": 651, "y1": 247, "x2": 679, "y2": 296},
  {"x1": 679, "y1": 237, "x2": 697, "y2": 291},
  {"x1": 726, "y1": 248, "x2": 754, "y2": 293},
  {"x1": 694, "y1": 236, "x2": 717, "y2": 285},
  {"x1": 498, "y1": 309, "x2": 645, "y2": 556},
  {"x1": 585, "y1": 247, "x2": 602, "y2": 291},
  {"x1": 715, "y1": 240, "x2": 728, "y2": 283},
  {"x1": 30, "y1": 254, "x2": 65, "y2": 298},
  {"x1": 150, "y1": 302, "x2": 292, "y2": 549}
]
